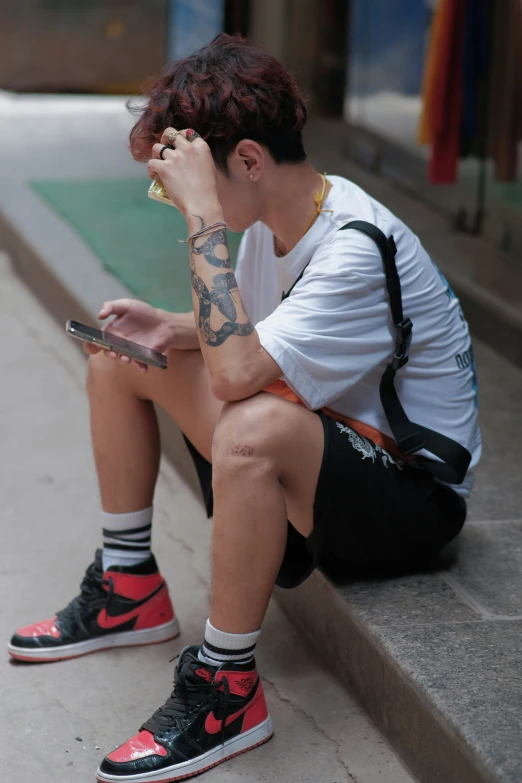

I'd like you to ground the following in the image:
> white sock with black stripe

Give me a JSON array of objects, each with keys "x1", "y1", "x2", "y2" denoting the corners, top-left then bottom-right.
[
  {"x1": 198, "y1": 619, "x2": 261, "y2": 667},
  {"x1": 101, "y1": 506, "x2": 153, "y2": 571}
]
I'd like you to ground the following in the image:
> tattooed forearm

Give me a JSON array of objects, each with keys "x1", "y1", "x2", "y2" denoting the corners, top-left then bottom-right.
[
  {"x1": 191, "y1": 265, "x2": 254, "y2": 347},
  {"x1": 189, "y1": 217, "x2": 253, "y2": 346}
]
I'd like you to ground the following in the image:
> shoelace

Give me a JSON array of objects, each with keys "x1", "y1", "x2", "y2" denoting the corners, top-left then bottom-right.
[
  {"x1": 143, "y1": 655, "x2": 231, "y2": 746},
  {"x1": 56, "y1": 565, "x2": 113, "y2": 638}
]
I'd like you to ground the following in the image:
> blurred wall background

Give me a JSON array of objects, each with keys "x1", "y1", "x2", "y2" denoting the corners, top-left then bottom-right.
[
  {"x1": 0, "y1": 0, "x2": 348, "y2": 115},
  {"x1": 0, "y1": 1, "x2": 170, "y2": 94}
]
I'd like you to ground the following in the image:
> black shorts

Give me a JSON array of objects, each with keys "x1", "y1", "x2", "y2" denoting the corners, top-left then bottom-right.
[{"x1": 184, "y1": 410, "x2": 467, "y2": 589}]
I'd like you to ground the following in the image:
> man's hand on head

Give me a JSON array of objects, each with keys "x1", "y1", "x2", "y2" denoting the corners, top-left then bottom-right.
[{"x1": 147, "y1": 128, "x2": 222, "y2": 221}]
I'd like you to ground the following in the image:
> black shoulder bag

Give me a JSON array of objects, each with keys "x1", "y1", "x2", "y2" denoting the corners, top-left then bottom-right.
[{"x1": 282, "y1": 220, "x2": 472, "y2": 484}]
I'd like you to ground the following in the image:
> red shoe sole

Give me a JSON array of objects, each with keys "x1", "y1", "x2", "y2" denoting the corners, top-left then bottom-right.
[
  {"x1": 97, "y1": 731, "x2": 274, "y2": 783},
  {"x1": 8, "y1": 618, "x2": 180, "y2": 663}
]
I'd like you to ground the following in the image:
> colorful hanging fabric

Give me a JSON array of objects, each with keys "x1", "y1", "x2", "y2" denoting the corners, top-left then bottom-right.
[
  {"x1": 418, "y1": 0, "x2": 451, "y2": 145},
  {"x1": 428, "y1": 0, "x2": 467, "y2": 183},
  {"x1": 419, "y1": 0, "x2": 522, "y2": 183}
]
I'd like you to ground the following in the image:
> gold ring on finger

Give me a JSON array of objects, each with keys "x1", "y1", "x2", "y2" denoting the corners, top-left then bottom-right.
[{"x1": 167, "y1": 130, "x2": 179, "y2": 145}]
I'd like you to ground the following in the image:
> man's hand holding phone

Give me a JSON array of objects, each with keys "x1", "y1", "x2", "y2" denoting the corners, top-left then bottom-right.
[{"x1": 79, "y1": 300, "x2": 199, "y2": 372}]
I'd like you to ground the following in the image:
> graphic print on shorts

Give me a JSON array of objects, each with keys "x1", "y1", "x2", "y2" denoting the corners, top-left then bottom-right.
[{"x1": 335, "y1": 422, "x2": 404, "y2": 470}]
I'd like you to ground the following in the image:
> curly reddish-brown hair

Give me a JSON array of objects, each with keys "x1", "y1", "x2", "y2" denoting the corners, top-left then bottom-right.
[{"x1": 129, "y1": 33, "x2": 307, "y2": 172}]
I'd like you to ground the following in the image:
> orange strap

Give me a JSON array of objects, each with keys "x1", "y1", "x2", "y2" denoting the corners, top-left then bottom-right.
[{"x1": 264, "y1": 379, "x2": 404, "y2": 459}]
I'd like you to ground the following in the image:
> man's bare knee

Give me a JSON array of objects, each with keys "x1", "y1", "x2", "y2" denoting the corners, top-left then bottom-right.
[
  {"x1": 86, "y1": 351, "x2": 142, "y2": 399},
  {"x1": 212, "y1": 394, "x2": 289, "y2": 467}
]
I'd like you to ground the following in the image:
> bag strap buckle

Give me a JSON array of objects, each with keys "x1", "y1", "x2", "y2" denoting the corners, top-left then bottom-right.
[{"x1": 391, "y1": 318, "x2": 412, "y2": 371}]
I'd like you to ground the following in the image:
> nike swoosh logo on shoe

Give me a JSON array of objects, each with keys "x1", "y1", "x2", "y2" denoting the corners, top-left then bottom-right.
[
  {"x1": 97, "y1": 583, "x2": 165, "y2": 630},
  {"x1": 204, "y1": 686, "x2": 258, "y2": 735}
]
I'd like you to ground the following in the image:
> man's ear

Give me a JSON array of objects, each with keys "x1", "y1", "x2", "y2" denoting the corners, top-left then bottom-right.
[{"x1": 234, "y1": 139, "x2": 265, "y2": 181}]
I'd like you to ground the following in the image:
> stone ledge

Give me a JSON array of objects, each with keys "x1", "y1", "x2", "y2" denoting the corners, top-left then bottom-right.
[
  {"x1": 276, "y1": 518, "x2": 522, "y2": 783},
  {"x1": 275, "y1": 571, "x2": 487, "y2": 783}
]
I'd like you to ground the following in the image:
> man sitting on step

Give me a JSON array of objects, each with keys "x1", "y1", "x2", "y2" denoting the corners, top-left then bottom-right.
[{"x1": 8, "y1": 33, "x2": 481, "y2": 783}]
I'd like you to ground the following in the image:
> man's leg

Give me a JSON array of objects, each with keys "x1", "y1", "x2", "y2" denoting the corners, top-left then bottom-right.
[
  {"x1": 198, "y1": 392, "x2": 323, "y2": 667},
  {"x1": 8, "y1": 348, "x2": 221, "y2": 662},
  {"x1": 86, "y1": 347, "x2": 222, "y2": 569},
  {"x1": 97, "y1": 392, "x2": 325, "y2": 782},
  {"x1": 87, "y1": 347, "x2": 222, "y2": 512},
  {"x1": 210, "y1": 393, "x2": 323, "y2": 631}
]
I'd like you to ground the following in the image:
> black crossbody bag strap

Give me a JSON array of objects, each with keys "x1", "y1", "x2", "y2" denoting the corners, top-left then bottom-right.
[{"x1": 338, "y1": 220, "x2": 471, "y2": 484}]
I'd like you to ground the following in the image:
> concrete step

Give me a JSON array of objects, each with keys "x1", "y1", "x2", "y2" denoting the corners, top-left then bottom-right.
[{"x1": 1, "y1": 93, "x2": 522, "y2": 783}]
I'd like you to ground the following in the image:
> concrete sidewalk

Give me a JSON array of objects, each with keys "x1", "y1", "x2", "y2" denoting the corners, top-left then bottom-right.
[{"x1": 0, "y1": 251, "x2": 416, "y2": 782}]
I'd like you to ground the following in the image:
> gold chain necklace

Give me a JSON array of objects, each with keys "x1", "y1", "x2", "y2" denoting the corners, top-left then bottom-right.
[{"x1": 274, "y1": 173, "x2": 333, "y2": 258}]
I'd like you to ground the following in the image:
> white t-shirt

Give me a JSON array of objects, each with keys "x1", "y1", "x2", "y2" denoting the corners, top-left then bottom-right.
[{"x1": 235, "y1": 175, "x2": 481, "y2": 498}]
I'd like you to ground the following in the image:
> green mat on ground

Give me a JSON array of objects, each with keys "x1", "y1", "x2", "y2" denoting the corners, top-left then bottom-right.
[{"x1": 31, "y1": 178, "x2": 243, "y2": 312}]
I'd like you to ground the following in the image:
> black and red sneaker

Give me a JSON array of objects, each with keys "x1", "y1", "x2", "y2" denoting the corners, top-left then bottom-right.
[
  {"x1": 8, "y1": 550, "x2": 179, "y2": 662},
  {"x1": 96, "y1": 645, "x2": 273, "y2": 782}
]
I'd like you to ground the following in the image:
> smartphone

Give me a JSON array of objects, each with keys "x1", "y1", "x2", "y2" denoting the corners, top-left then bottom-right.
[{"x1": 65, "y1": 320, "x2": 168, "y2": 370}]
